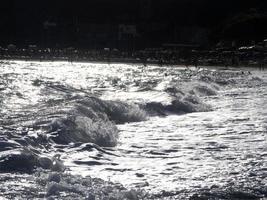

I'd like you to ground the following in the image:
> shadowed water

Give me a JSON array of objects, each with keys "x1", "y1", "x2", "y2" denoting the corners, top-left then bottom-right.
[{"x1": 0, "y1": 60, "x2": 266, "y2": 199}]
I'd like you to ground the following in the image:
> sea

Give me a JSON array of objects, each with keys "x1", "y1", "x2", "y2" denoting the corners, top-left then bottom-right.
[{"x1": 0, "y1": 60, "x2": 266, "y2": 199}]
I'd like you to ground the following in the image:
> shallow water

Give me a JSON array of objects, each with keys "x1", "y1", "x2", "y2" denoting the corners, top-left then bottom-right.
[{"x1": 0, "y1": 60, "x2": 266, "y2": 199}]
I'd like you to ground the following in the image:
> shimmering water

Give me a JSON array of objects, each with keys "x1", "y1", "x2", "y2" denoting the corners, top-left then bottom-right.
[{"x1": 0, "y1": 60, "x2": 266, "y2": 199}]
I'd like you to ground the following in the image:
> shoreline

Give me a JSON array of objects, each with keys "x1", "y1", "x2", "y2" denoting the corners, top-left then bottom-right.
[{"x1": 0, "y1": 56, "x2": 265, "y2": 70}]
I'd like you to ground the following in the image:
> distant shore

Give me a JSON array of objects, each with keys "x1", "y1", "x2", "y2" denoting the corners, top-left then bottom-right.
[{"x1": 0, "y1": 47, "x2": 266, "y2": 69}]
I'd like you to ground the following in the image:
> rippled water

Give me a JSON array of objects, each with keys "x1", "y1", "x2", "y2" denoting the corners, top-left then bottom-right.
[{"x1": 0, "y1": 60, "x2": 266, "y2": 199}]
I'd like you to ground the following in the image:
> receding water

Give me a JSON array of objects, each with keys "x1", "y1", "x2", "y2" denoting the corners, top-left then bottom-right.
[{"x1": 0, "y1": 60, "x2": 266, "y2": 199}]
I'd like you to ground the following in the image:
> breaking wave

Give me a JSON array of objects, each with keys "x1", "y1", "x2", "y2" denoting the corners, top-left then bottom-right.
[
  {"x1": 144, "y1": 95, "x2": 211, "y2": 116},
  {"x1": 44, "y1": 96, "x2": 147, "y2": 147}
]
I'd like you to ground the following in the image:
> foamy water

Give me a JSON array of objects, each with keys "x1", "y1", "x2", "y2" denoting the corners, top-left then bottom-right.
[{"x1": 0, "y1": 60, "x2": 266, "y2": 199}]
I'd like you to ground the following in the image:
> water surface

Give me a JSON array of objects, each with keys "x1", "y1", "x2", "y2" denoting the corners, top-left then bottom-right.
[{"x1": 0, "y1": 60, "x2": 266, "y2": 199}]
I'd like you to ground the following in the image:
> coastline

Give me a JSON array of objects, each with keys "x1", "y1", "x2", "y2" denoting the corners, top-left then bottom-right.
[{"x1": 0, "y1": 56, "x2": 265, "y2": 70}]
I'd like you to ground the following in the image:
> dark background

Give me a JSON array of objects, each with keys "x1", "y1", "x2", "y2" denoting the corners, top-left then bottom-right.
[{"x1": 1, "y1": 0, "x2": 266, "y2": 49}]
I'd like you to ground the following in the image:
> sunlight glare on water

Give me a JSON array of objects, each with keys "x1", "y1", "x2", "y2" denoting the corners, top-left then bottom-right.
[{"x1": 0, "y1": 60, "x2": 266, "y2": 198}]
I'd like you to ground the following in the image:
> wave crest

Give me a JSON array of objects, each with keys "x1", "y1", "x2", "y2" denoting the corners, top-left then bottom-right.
[{"x1": 49, "y1": 116, "x2": 118, "y2": 147}]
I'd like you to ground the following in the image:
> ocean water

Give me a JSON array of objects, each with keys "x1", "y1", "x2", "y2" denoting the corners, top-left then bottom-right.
[{"x1": 0, "y1": 60, "x2": 266, "y2": 199}]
